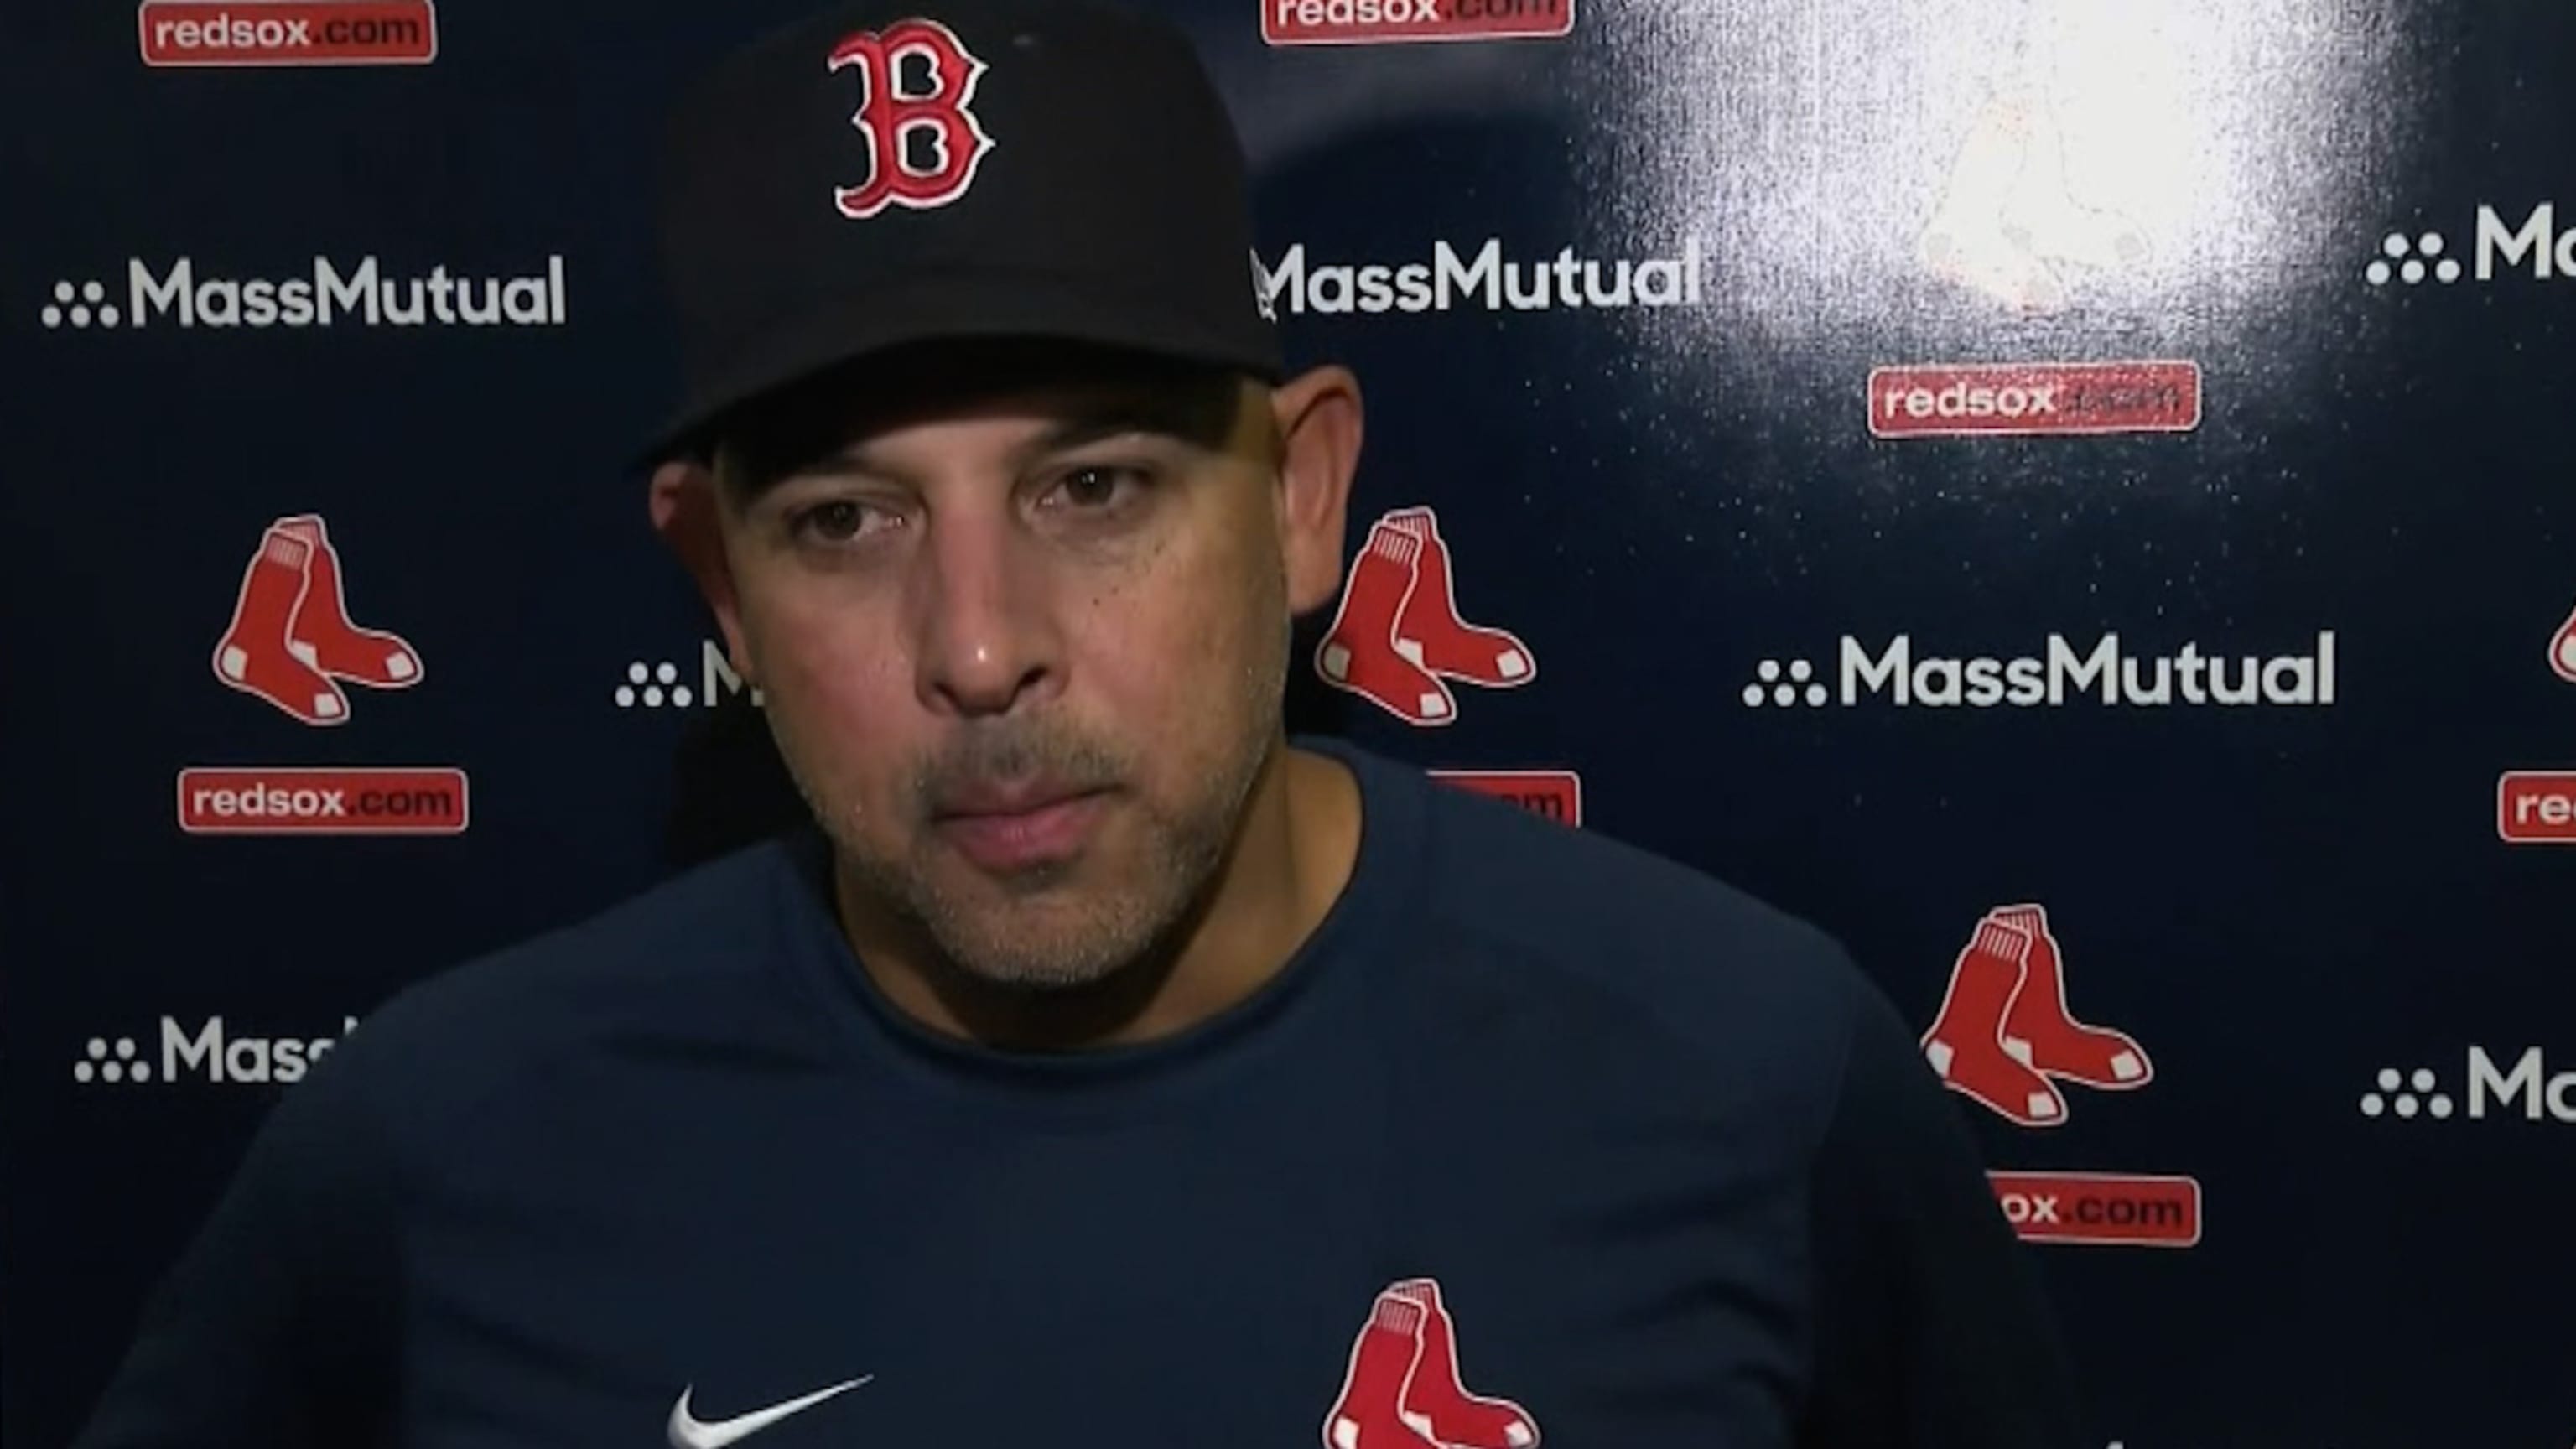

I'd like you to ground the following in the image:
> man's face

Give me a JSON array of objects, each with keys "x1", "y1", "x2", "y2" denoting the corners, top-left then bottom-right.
[{"x1": 707, "y1": 354, "x2": 1294, "y2": 989}]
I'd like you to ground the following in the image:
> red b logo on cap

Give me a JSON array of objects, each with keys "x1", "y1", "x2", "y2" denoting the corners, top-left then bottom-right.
[{"x1": 827, "y1": 18, "x2": 997, "y2": 220}]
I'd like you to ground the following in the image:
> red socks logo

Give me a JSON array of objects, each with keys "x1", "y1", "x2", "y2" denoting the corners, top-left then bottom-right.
[
  {"x1": 1323, "y1": 1280, "x2": 1538, "y2": 1449},
  {"x1": 1916, "y1": 81, "x2": 2152, "y2": 315},
  {"x1": 2550, "y1": 599, "x2": 2576, "y2": 683},
  {"x1": 1316, "y1": 508, "x2": 1535, "y2": 726},
  {"x1": 211, "y1": 514, "x2": 423, "y2": 726},
  {"x1": 1919, "y1": 905, "x2": 2152, "y2": 1128}
]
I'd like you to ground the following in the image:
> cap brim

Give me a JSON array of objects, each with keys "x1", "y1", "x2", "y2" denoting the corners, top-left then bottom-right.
[{"x1": 629, "y1": 273, "x2": 1285, "y2": 474}]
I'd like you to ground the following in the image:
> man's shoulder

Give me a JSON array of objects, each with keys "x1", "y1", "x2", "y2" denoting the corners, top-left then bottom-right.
[
  {"x1": 1403, "y1": 765, "x2": 1875, "y2": 1075},
  {"x1": 311, "y1": 837, "x2": 812, "y2": 1128},
  {"x1": 1414, "y1": 771, "x2": 1857, "y2": 977}
]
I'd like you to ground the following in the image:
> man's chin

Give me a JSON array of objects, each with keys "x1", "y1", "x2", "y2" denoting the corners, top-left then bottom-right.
[
  {"x1": 847, "y1": 804, "x2": 1227, "y2": 991},
  {"x1": 929, "y1": 918, "x2": 1146, "y2": 992},
  {"x1": 906, "y1": 868, "x2": 1143, "y2": 981}
]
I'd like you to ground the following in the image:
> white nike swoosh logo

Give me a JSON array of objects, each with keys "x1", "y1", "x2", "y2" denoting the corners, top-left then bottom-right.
[{"x1": 666, "y1": 1375, "x2": 871, "y2": 1449}]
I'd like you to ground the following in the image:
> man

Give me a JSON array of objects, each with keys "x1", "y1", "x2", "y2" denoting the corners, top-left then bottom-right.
[{"x1": 70, "y1": 0, "x2": 2086, "y2": 1445}]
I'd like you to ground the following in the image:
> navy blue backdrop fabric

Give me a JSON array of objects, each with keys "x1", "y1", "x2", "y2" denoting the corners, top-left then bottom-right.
[{"x1": 4, "y1": 0, "x2": 2572, "y2": 1446}]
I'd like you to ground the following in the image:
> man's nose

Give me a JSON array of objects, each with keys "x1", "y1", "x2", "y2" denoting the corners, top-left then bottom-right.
[{"x1": 910, "y1": 508, "x2": 1064, "y2": 718}]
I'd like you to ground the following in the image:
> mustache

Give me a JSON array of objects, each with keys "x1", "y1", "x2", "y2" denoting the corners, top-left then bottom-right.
[{"x1": 913, "y1": 721, "x2": 1131, "y2": 811}]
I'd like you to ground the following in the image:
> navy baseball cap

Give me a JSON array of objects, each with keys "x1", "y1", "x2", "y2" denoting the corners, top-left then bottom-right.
[{"x1": 637, "y1": 0, "x2": 1285, "y2": 470}]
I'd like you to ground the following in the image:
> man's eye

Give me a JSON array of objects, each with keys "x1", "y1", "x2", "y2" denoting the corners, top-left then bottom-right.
[
  {"x1": 1045, "y1": 465, "x2": 1146, "y2": 511},
  {"x1": 792, "y1": 500, "x2": 878, "y2": 543}
]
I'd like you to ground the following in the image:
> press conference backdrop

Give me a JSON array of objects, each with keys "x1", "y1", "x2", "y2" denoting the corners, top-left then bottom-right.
[{"x1": 3, "y1": 0, "x2": 2571, "y2": 1443}]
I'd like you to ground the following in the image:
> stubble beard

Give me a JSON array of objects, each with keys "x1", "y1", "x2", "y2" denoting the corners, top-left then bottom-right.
[{"x1": 776, "y1": 610, "x2": 1291, "y2": 993}]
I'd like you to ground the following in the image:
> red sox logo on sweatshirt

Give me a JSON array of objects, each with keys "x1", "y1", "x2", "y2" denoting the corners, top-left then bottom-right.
[
  {"x1": 1316, "y1": 506, "x2": 1535, "y2": 726},
  {"x1": 827, "y1": 18, "x2": 997, "y2": 220},
  {"x1": 1323, "y1": 1279, "x2": 1538, "y2": 1449}
]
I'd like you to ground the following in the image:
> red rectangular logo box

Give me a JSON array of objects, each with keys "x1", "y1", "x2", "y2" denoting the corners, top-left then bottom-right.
[
  {"x1": 1428, "y1": 770, "x2": 1583, "y2": 827},
  {"x1": 1263, "y1": 0, "x2": 1571, "y2": 47},
  {"x1": 2499, "y1": 771, "x2": 2576, "y2": 843},
  {"x1": 1868, "y1": 361, "x2": 2202, "y2": 438},
  {"x1": 178, "y1": 766, "x2": 470, "y2": 835},
  {"x1": 140, "y1": 2, "x2": 438, "y2": 67},
  {"x1": 1987, "y1": 1171, "x2": 2202, "y2": 1247}
]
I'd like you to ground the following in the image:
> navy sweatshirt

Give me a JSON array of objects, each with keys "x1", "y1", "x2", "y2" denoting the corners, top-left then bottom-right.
[{"x1": 70, "y1": 738, "x2": 2084, "y2": 1449}]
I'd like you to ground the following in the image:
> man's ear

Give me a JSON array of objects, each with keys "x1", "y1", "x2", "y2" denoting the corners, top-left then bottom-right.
[
  {"x1": 648, "y1": 457, "x2": 756, "y2": 686},
  {"x1": 1268, "y1": 365, "x2": 1363, "y2": 616}
]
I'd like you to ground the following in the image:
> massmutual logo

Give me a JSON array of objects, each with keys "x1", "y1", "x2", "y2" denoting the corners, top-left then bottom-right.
[
  {"x1": 71, "y1": 1015, "x2": 361, "y2": 1088},
  {"x1": 1742, "y1": 631, "x2": 2338, "y2": 710},
  {"x1": 2362, "y1": 202, "x2": 2575, "y2": 288},
  {"x1": 616, "y1": 641, "x2": 766, "y2": 711},
  {"x1": 2360, "y1": 1047, "x2": 2576, "y2": 1125},
  {"x1": 37, "y1": 254, "x2": 568, "y2": 331},
  {"x1": 1253, "y1": 236, "x2": 1703, "y2": 316}
]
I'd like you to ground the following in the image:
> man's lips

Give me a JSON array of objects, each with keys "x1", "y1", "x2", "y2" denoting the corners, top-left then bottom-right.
[
  {"x1": 934, "y1": 781, "x2": 1097, "y2": 819},
  {"x1": 932, "y1": 786, "x2": 1110, "y2": 871}
]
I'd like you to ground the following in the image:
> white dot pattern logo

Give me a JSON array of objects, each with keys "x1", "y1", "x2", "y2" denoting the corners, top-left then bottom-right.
[
  {"x1": 614, "y1": 660, "x2": 695, "y2": 709},
  {"x1": 2359, "y1": 1064, "x2": 2453, "y2": 1119},
  {"x1": 39, "y1": 278, "x2": 122, "y2": 330},
  {"x1": 1741, "y1": 658, "x2": 1831, "y2": 709},
  {"x1": 72, "y1": 1036, "x2": 151, "y2": 1085},
  {"x1": 2363, "y1": 231, "x2": 2463, "y2": 288}
]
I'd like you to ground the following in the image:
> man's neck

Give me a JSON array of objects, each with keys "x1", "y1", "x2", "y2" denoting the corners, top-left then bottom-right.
[{"x1": 832, "y1": 744, "x2": 1363, "y2": 1052}]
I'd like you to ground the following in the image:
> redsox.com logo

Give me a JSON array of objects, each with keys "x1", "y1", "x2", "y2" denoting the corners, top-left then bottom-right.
[
  {"x1": 1261, "y1": 0, "x2": 1571, "y2": 46},
  {"x1": 138, "y1": 0, "x2": 437, "y2": 67},
  {"x1": 1865, "y1": 361, "x2": 2201, "y2": 439}
]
